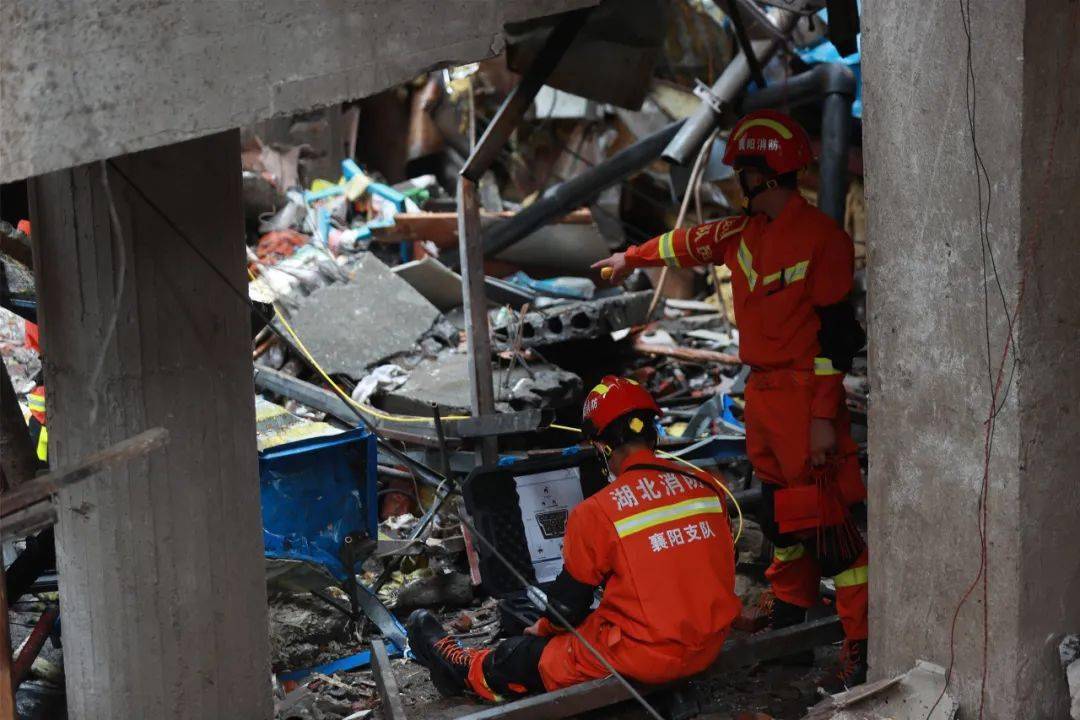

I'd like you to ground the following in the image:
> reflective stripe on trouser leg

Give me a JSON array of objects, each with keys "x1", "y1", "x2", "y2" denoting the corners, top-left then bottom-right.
[
  {"x1": 36, "y1": 424, "x2": 49, "y2": 462},
  {"x1": 765, "y1": 543, "x2": 820, "y2": 609},
  {"x1": 832, "y1": 548, "x2": 868, "y2": 640}
]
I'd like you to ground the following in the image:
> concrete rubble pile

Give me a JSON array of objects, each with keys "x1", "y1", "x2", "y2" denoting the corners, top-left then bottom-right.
[{"x1": 0, "y1": 3, "x2": 871, "y2": 718}]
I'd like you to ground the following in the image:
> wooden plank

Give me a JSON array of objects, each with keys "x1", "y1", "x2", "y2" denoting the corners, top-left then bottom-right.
[
  {"x1": 370, "y1": 639, "x2": 407, "y2": 720},
  {"x1": 456, "y1": 677, "x2": 633, "y2": 720},
  {"x1": 0, "y1": 505, "x2": 57, "y2": 542},
  {"x1": 0, "y1": 427, "x2": 169, "y2": 517},
  {"x1": 370, "y1": 210, "x2": 594, "y2": 246},
  {"x1": 633, "y1": 340, "x2": 741, "y2": 366},
  {"x1": 455, "y1": 616, "x2": 843, "y2": 720},
  {"x1": 709, "y1": 615, "x2": 844, "y2": 672}
]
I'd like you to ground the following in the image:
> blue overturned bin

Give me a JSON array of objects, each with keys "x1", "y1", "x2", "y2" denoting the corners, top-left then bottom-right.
[{"x1": 258, "y1": 428, "x2": 378, "y2": 582}]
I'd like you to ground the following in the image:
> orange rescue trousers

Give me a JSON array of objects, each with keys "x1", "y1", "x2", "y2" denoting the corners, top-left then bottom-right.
[{"x1": 747, "y1": 370, "x2": 868, "y2": 641}]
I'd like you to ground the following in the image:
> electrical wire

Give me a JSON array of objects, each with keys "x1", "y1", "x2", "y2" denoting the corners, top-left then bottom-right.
[
  {"x1": 105, "y1": 159, "x2": 667, "y2": 720},
  {"x1": 249, "y1": 265, "x2": 471, "y2": 425},
  {"x1": 928, "y1": 3, "x2": 1078, "y2": 719},
  {"x1": 647, "y1": 128, "x2": 721, "y2": 319}
]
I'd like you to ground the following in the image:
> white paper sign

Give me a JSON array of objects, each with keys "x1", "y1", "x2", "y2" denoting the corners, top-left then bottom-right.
[{"x1": 514, "y1": 467, "x2": 584, "y2": 584}]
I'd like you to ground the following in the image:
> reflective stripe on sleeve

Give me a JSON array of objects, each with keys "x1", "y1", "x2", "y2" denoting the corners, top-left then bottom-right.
[
  {"x1": 658, "y1": 231, "x2": 681, "y2": 268},
  {"x1": 762, "y1": 259, "x2": 809, "y2": 289},
  {"x1": 737, "y1": 240, "x2": 758, "y2": 290},
  {"x1": 614, "y1": 496, "x2": 725, "y2": 538},
  {"x1": 814, "y1": 357, "x2": 842, "y2": 376},
  {"x1": 784, "y1": 260, "x2": 809, "y2": 283},
  {"x1": 773, "y1": 543, "x2": 806, "y2": 563},
  {"x1": 833, "y1": 565, "x2": 868, "y2": 588},
  {"x1": 36, "y1": 425, "x2": 48, "y2": 462}
]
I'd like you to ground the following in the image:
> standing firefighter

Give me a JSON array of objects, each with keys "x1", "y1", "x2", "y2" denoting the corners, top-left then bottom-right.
[
  {"x1": 594, "y1": 109, "x2": 869, "y2": 690},
  {"x1": 407, "y1": 376, "x2": 740, "y2": 700}
]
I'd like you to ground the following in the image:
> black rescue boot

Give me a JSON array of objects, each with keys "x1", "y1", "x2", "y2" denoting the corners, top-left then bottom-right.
[
  {"x1": 406, "y1": 609, "x2": 478, "y2": 697},
  {"x1": 763, "y1": 597, "x2": 815, "y2": 665},
  {"x1": 818, "y1": 638, "x2": 868, "y2": 694}
]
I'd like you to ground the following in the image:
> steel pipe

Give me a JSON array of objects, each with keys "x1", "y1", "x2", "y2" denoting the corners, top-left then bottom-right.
[
  {"x1": 662, "y1": 9, "x2": 799, "y2": 167},
  {"x1": 478, "y1": 120, "x2": 685, "y2": 260}
]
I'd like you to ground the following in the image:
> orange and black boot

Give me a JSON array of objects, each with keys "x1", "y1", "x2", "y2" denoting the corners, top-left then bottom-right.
[
  {"x1": 407, "y1": 609, "x2": 483, "y2": 697},
  {"x1": 818, "y1": 638, "x2": 868, "y2": 694}
]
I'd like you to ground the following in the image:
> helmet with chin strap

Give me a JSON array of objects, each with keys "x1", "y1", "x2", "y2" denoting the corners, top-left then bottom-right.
[
  {"x1": 582, "y1": 375, "x2": 661, "y2": 442},
  {"x1": 722, "y1": 110, "x2": 813, "y2": 210}
]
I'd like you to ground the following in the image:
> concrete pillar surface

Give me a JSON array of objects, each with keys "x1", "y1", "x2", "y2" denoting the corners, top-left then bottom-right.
[
  {"x1": 29, "y1": 131, "x2": 272, "y2": 719},
  {"x1": 862, "y1": 1, "x2": 1080, "y2": 718}
]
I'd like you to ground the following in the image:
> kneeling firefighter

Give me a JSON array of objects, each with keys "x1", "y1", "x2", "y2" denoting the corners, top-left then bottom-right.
[{"x1": 407, "y1": 376, "x2": 741, "y2": 700}]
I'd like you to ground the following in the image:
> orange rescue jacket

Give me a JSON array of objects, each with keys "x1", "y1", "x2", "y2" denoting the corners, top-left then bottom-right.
[
  {"x1": 625, "y1": 193, "x2": 854, "y2": 419},
  {"x1": 537, "y1": 449, "x2": 740, "y2": 688}
]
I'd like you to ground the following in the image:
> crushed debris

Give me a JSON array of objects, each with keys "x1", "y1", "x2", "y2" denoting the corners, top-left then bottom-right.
[
  {"x1": 287, "y1": 254, "x2": 442, "y2": 376},
  {"x1": 1, "y1": 3, "x2": 877, "y2": 718},
  {"x1": 802, "y1": 661, "x2": 958, "y2": 720}
]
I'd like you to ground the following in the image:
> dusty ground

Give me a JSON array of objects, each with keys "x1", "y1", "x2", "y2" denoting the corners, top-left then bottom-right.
[{"x1": 380, "y1": 634, "x2": 841, "y2": 720}]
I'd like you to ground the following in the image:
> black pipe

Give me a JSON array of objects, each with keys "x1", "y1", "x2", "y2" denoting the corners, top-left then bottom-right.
[
  {"x1": 473, "y1": 120, "x2": 685, "y2": 262},
  {"x1": 662, "y1": 10, "x2": 799, "y2": 167},
  {"x1": 741, "y1": 63, "x2": 856, "y2": 225},
  {"x1": 739, "y1": 62, "x2": 856, "y2": 114},
  {"x1": 817, "y1": 91, "x2": 853, "y2": 225},
  {"x1": 725, "y1": 0, "x2": 767, "y2": 90}
]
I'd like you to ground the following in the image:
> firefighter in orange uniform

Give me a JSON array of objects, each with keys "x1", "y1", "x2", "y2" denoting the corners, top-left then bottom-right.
[
  {"x1": 407, "y1": 376, "x2": 741, "y2": 700},
  {"x1": 22, "y1": 319, "x2": 48, "y2": 463},
  {"x1": 593, "y1": 110, "x2": 869, "y2": 690}
]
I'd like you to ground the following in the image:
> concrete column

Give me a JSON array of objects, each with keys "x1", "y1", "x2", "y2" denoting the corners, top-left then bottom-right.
[
  {"x1": 863, "y1": 1, "x2": 1079, "y2": 718},
  {"x1": 28, "y1": 132, "x2": 272, "y2": 719}
]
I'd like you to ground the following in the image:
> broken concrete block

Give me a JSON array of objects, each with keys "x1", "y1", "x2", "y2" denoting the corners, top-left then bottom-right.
[
  {"x1": 490, "y1": 291, "x2": 653, "y2": 351},
  {"x1": 380, "y1": 352, "x2": 581, "y2": 416},
  {"x1": 287, "y1": 253, "x2": 441, "y2": 377},
  {"x1": 391, "y1": 256, "x2": 464, "y2": 312}
]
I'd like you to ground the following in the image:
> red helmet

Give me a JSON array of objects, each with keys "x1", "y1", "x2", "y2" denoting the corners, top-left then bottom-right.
[
  {"x1": 722, "y1": 110, "x2": 813, "y2": 175},
  {"x1": 582, "y1": 375, "x2": 661, "y2": 439}
]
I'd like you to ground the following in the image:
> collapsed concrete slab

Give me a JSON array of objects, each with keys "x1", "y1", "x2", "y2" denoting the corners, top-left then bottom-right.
[
  {"x1": 0, "y1": 0, "x2": 599, "y2": 183},
  {"x1": 380, "y1": 352, "x2": 581, "y2": 416},
  {"x1": 490, "y1": 290, "x2": 652, "y2": 350},
  {"x1": 287, "y1": 253, "x2": 441, "y2": 377}
]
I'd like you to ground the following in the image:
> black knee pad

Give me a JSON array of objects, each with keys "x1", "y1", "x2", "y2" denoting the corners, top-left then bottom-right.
[{"x1": 482, "y1": 635, "x2": 551, "y2": 697}]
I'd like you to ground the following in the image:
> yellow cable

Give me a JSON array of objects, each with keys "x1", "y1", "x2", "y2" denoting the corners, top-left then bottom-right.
[
  {"x1": 249, "y1": 266, "x2": 470, "y2": 425},
  {"x1": 547, "y1": 424, "x2": 743, "y2": 544},
  {"x1": 657, "y1": 449, "x2": 743, "y2": 545},
  {"x1": 249, "y1": 269, "x2": 744, "y2": 542}
]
